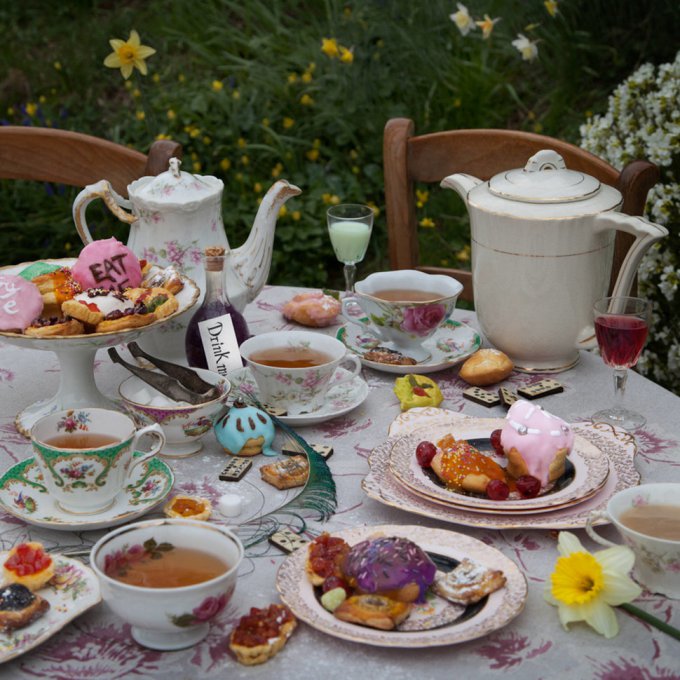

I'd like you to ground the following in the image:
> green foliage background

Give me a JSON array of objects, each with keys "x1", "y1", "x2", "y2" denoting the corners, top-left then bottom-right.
[{"x1": 0, "y1": 0, "x2": 677, "y2": 290}]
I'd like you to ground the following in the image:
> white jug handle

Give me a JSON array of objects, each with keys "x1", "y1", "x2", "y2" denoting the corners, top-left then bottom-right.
[
  {"x1": 585, "y1": 510, "x2": 617, "y2": 547},
  {"x1": 592, "y1": 212, "x2": 668, "y2": 299},
  {"x1": 329, "y1": 354, "x2": 362, "y2": 388},
  {"x1": 127, "y1": 423, "x2": 165, "y2": 478},
  {"x1": 341, "y1": 297, "x2": 380, "y2": 339},
  {"x1": 72, "y1": 179, "x2": 137, "y2": 245},
  {"x1": 576, "y1": 325, "x2": 597, "y2": 351}
]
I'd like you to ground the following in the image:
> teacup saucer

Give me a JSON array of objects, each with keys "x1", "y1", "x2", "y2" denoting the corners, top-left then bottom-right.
[
  {"x1": 228, "y1": 367, "x2": 369, "y2": 426},
  {"x1": 0, "y1": 453, "x2": 174, "y2": 531},
  {"x1": 337, "y1": 319, "x2": 481, "y2": 374}
]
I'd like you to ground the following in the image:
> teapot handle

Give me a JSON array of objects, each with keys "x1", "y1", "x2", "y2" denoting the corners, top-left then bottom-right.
[
  {"x1": 593, "y1": 211, "x2": 669, "y2": 300},
  {"x1": 72, "y1": 179, "x2": 137, "y2": 245}
]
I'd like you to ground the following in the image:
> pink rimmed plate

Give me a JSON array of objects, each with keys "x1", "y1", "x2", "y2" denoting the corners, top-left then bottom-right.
[{"x1": 276, "y1": 524, "x2": 527, "y2": 648}]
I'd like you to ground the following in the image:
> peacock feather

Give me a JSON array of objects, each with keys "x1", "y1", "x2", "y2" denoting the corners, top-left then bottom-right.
[{"x1": 236, "y1": 396, "x2": 337, "y2": 550}]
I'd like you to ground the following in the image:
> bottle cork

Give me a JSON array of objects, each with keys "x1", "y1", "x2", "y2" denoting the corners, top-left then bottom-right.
[{"x1": 204, "y1": 246, "x2": 226, "y2": 271}]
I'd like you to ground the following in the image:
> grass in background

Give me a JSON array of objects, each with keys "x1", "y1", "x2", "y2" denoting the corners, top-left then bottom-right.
[{"x1": 0, "y1": 0, "x2": 677, "y2": 288}]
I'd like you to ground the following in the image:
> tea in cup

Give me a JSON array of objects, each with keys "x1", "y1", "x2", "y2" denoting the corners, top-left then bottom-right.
[
  {"x1": 239, "y1": 330, "x2": 362, "y2": 416},
  {"x1": 341, "y1": 270, "x2": 463, "y2": 361},
  {"x1": 586, "y1": 483, "x2": 680, "y2": 598},
  {"x1": 90, "y1": 518, "x2": 243, "y2": 650},
  {"x1": 31, "y1": 408, "x2": 165, "y2": 514}
]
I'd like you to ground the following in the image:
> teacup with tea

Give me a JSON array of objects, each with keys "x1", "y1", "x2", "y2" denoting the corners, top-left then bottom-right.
[
  {"x1": 239, "y1": 330, "x2": 362, "y2": 415},
  {"x1": 91, "y1": 518, "x2": 243, "y2": 650},
  {"x1": 31, "y1": 408, "x2": 165, "y2": 514},
  {"x1": 341, "y1": 270, "x2": 463, "y2": 361},
  {"x1": 586, "y1": 483, "x2": 680, "y2": 598}
]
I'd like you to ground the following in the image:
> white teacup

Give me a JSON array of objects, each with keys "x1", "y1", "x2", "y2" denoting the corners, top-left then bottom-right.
[
  {"x1": 239, "y1": 330, "x2": 362, "y2": 416},
  {"x1": 341, "y1": 270, "x2": 463, "y2": 361},
  {"x1": 90, "y1": 518, "x2": 243, "y2": 650},
  {"x1": 31, "y1": 408, "x2": 165, "y2": 515},
  {"x1": 586, "y1": 483, "x2": 680, "y2": 599}
]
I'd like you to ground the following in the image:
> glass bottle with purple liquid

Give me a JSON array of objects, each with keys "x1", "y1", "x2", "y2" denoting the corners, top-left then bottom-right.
[{"x1": 185, "y1": 246, "x2": 250, "y2": 369}]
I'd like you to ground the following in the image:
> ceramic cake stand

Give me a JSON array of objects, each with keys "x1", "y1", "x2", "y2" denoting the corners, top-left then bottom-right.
[{"x1": 0, "y1": 259, "x2": 199, "y2": 436}]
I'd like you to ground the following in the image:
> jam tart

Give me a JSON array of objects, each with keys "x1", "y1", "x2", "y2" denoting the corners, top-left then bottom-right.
[
  {"x1": 3, "y1": 542, "x2": 54, "y2": 591},
  {"x1": 164, "y1": 494, "x2": 212, "y2": 521}
]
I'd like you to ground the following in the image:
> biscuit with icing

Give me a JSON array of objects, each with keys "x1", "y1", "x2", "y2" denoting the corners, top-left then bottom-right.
[{"x1": 0, "y1": 275, "x2": 44, "y2": 331}]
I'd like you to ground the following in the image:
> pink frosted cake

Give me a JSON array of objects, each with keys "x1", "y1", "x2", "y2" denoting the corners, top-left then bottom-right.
[
  {"x1": 0, "y1": 275, "x2": 44, "y2": 331},
  {"x1": 71, "y1": 237, "x2": 142, "y2": 291},
  {"x1": 500, "y1": 399, "x2": 574, "y2": 488}
]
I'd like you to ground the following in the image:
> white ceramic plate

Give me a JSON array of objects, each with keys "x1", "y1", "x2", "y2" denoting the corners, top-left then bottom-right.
[
  {"x1": 0, "y1": 454, "x2": 174, "y2": 531},
  {"x1": 276, "y1": 524, "x2": 527, "y2": 648},
  {"x1": 337, "y1": 319, "x2": 481, "y2": 374},
  {"x1": 0, "y1": 259, "x2": 199, "y2": 349},
  {"x1": 361, "y1": 411, "x2": 640, "y2": 531},
  {"x1": 0, "y1": 552, "x2": 101, "y2": 663},
  {"x1": 227, "y1": 366, "x2": 369, "y2": 426},
  {"x1": 389, "y1": 419, "x2": 609, "y2": 513}
]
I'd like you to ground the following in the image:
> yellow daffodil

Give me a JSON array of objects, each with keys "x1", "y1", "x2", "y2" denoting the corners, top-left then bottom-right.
[
  {"x1": 339, "y1": 46, "x2": 354, "y2": 64},
  {"x1": 453, "y1": 97, "x2": 462, "y2": 108},
  {"x1": 450, "y1": 3, "x2": 475, "y2": 36},
  {"x1": 367, "y1": 203, "x2": 380, "y2": 217},
  {"x1": 283, "y1": 117, "x2": 295, "y2": 129},
  {"x1": 132, "y1": 88, "x2": 141, "y2": 98},
  {"x1": 419, "y1": 217, "x2": 435, "y2": 228},
  {"x1": 254, "y1": 182, "x2": 262, "y2": 193},
  {"x1": 457, "y1": 245, "x2": 471, "y2": 262},
  {"x1": 232, "y1": 89, "x2": 240, "y2": 100},
  {"x1": 476, "y1": 14, "x2": 501, "y2": 39},
  {"x1": 178, "y1": 73, "x2": 185, "y2": 83},
  {"x1": 300, "y1": 94, "x2": 314, "y2": 106},
  {"x1": 202, "y1": 136, "x2": 212, "y2": 145},
  {"x1": 104, "y1": 30, "x2": 156, "y2": 80},
  {"x1": 416, "y1": 189, "x2": 429, "y2": 206},
  {"x1": 237, "y1": 137, "x2": 247, "y2": 148},
  {"x1": 241, "y1": 155, "x2": 250, "y2": 166},
  {"x1": 271, "y1": 162, "x2": 283, "y2": 178},
  {"x1": 306, "y1": 149, "x2": 320, "y2": 161},
  {"x1": 262, "y1": 117, "x2": 270, "y2": 127},
  {"x1": 287, "y1": 73, "x2": 298, "y2": 84},
  {"x1": 301, "y1": 71, "x2": 313, "y2": 83},
  {"x1": 135, "y1": 110, "x2": 145, "y2": 121},
  {"x1": 279, "y1": 205, "x2": 288, "y2": 217},
  {"x1": 25, "y1": 102, "x2": 37, "y2": 116},
  {"x1": 152, "y1": 73, "x2": 160, "y2": 83},
  {"x1": 545, "y1": 0, "x2": 559, "y2": 17},
  {"x1": 292, "y1": 210, "x2": 301, "y2": 221},
  {"x1": 193, "y1": 161, "x2": 201, "y2": 172},
  {"x1": 321, "y1": 38, "x2": 340, "y2": 59},
  {"x1": 53, "y1": 61, "x2": 62, "y2": 71},
  {"x1": 212, "y1": 80, "x2": 223, "y2": 92},
  {"x1": 512, "y1": 33, "x2": 539, "y2": 61},
  {"x1": 545, "y1": 532, "x2": 641, "y2": 639},
  {"x1": 220, "y1": 158, "x2": 231, "y2": 171}
]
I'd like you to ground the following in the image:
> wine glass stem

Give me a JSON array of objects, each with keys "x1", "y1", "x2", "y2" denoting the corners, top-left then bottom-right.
[
  {"x1": 343, "y1": 263, "x2": 356, "y2": 294},
  {"x1": 612, "y1": 368, "x2": 628, "y2": 409}
]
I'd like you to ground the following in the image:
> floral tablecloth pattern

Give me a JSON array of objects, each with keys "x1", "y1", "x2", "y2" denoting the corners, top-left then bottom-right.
[{"x1": 0, "y1": 285, "x2": 678, "y2": 679}]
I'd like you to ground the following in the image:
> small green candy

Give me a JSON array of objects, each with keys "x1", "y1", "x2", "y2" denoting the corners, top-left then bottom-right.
[
  {"x1": 18, "y1": 262, "x2": 61, "y2": 281},
  {"x1": 320, "y1": 587, "x2": 347, "y2": 612}
]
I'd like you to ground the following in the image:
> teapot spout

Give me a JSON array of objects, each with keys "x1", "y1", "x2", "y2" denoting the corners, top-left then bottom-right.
[
  {"x1": 440, "y1": 173, "x2": 482, "y2": 206},
  {"x1": 227, "y1": 179, "x2": 302, "y2": 309}
]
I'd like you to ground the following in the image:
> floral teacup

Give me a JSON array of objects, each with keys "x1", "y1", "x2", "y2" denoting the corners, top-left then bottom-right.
[
  {"x1": 31, "y1": 408, "x2": 164, "y2": 515},
  {"x1": 90, "y1": 518, "x2": 243, "y2": 650},
  {"x1": 239, "y1": 330, "x2": 361, "y2": 416},
  {"x1": 341, "y1": 270, "x2": 463, "y2": 361},
  {"x1": 586, "y1": 483, "x2": 680, "y2": 599}
]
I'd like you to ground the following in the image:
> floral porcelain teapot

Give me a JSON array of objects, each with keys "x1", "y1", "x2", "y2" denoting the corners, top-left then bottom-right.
[
  {"x1": 442, "y1": 149, "x2": 668, "y2": 372},
  {"x1": 72, "y1": 158, "x2": 301, "y2": 314}
]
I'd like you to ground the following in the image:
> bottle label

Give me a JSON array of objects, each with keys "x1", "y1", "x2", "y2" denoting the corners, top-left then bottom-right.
[{"x1": 197, "y1": 314, "x2": 243, "y2": 375}]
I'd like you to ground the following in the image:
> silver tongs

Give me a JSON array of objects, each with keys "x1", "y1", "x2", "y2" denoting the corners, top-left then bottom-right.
[{"x1": 109, "y1": 343, "x2": 220, "y2": 405}]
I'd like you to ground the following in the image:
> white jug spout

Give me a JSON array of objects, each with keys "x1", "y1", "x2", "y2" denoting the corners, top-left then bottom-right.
[
  {"x1": 440, "y1": 173, "x2": 482, "y2": 205},
  {"x1": 226, "y1": 179, "x2": 302, "y2": 310}
]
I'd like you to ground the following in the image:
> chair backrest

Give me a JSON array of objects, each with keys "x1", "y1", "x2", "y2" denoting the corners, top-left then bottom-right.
[
  {"x1": 0, "y1": 126, "x2": 182, "y2": 196},
  {"x1": 383, "y1": 118, "x2": 659, "y2": 302}
]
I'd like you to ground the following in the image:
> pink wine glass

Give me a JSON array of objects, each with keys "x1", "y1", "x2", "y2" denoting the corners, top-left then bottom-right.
[{"x1": 592, "y1": 295, "x2": 651, "y2": 430}]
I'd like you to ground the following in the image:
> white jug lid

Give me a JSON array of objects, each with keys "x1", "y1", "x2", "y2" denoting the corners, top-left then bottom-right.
[
  {"x1": 488, "y1": 149, "x2": 601, "y2": 203},
  {"x1": 131, "y1": 158, "x2": 222, "y2": 205}
]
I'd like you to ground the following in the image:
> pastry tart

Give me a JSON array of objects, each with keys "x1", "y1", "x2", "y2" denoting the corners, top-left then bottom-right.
[
  {"x1": 432, "y1": 559, "x2": 506, "y2": 605},
  {"x1": 305, "y1": 533, "x2": 351, "y2": 587},
  {"x1": 164, "y1": 494, "x2": 212, "y2": 521},
  {"x1": 125, "y1": 287, "x2": 179, "y2": 319},
  {"x1": 24, "y1": 317, "x2": 84, "y2": 337},
  {"x1": 333, "y1": 594, "x2": 411, "y2": 630},
  {"x1": 230, "y1": 603, "x2": 297, "y2": 665},
  {"x1": 260, "y1": 455, "x2": 309, "y2": 490},
  {"x1": 0, "y1": 584, "x2": 50, "y2": 632},
  {"x1": 3, "y1": 542, "x2": 54, "y2": 591}
]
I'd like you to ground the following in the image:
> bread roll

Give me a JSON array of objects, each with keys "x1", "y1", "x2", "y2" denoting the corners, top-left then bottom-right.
[{"x1": 458, "y1": 349, "x2": 513, "y2": 386}]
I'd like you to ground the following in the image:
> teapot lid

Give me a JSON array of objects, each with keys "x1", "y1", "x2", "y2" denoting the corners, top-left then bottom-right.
[
  {"x1": 131, "y1": 158, "x2": 222, "y2": 205},
  {"x1": 488, "y1": 150, "x2": 601, "y2": 204}
]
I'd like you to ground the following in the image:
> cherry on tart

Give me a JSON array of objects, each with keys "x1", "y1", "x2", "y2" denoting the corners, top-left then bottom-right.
[
  {"x1": 415, "y1": 441, "x2": 437, "y2": 468},
  {"x1": 489, "y1": 429, "x2": 504, "y2": 456},
  {"x1": 3, "y1": 542, "x2": 54, "y2": 591},
  {"x1": 515, "y1": 475, "x2": 541, "y2": 499},
  {"x1": 486, "y1": 479, "x2": 510, "y2": 501}
]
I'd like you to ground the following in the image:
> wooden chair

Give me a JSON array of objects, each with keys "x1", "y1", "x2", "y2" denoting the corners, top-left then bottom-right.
[
  {"x1": 0, "y1": 126, "x2": 182, "y2": 196},
  {"x1": 383, "y1": 118, "x2": 659, "y2": 302}
]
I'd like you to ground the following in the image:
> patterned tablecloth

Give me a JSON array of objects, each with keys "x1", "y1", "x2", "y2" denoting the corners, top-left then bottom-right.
[{"x1": 0, "y1": 285, "x2": 678, "y2": 679}]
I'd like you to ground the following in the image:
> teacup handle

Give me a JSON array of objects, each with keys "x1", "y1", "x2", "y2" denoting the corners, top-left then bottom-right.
[
  {"x1": 585, "y1": 510, "x2": 617, "y2": 547},
  {"x1": 341, "y1": 297, "x2": 380, "y2": 338},
  {"x1": 329, "y1": 354, "x2": 362, "y2": 388},
  {"x1": 127, "y1": 423, "x2": 165, "y2": 477}
]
